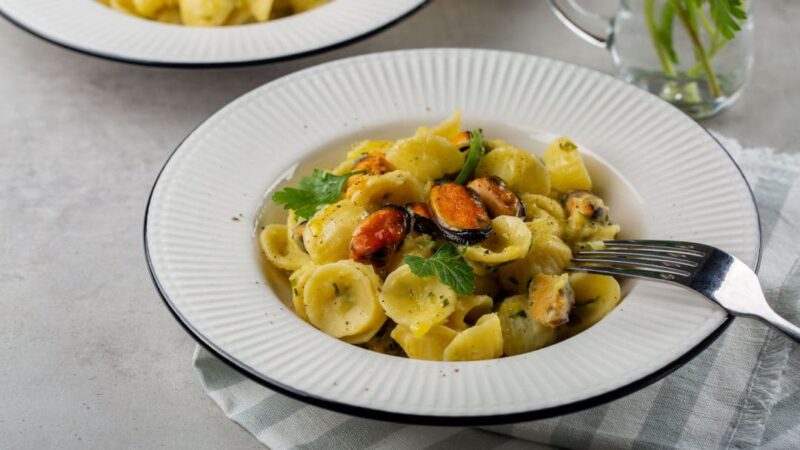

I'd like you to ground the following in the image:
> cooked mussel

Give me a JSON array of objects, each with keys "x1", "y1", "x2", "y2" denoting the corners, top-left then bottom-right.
[
  {"x1": 350, "y1": 205, "x2": 412, "y2": 265},
  {"x1": 353, "y1": 152, "x2": 394, "y2": 174},
  {"x1": 346, "y1": 152, "x2": 395, "y2": 188},
  {"x1": 564, "y1": 190, "x2": 609, "y2": 223},
  {"x1": 530, "y1": 273, "x2": 574, "y2": 328},
  {"x1": 293, "y1": 220, "x2": 308, "y2": 253},
  {"x1": 466, "y1": 176, "x2": 526, "y2": 218},
  {"x1": 405, "y1": 202, "x2": 437, "y2": 234},
  {"x1": 428, "y1": 182, "x2": 492, "y2": 245},
  {"x1": 450, "y1": 131, "x2": 473, "y2": 151}
]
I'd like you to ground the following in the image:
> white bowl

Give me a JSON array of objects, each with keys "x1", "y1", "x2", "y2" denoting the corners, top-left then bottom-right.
[
  {"x1": 0, "y1": 0, "x2": 428, "y2": 66},
  {"x1": 144, "y1": 49, "x2": 760, "y2": 424}
]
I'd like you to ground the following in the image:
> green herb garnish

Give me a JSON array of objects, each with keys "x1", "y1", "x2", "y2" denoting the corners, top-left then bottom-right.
[
  {"x1": 272, "y1": 169, "x2": 364, "y2": 220},
  {"x1": 403, "y1": 242, "x2": 474, "y2": 295},
  {"x1": 453, "y1": 129, "x2": 485, "y2": 185}
]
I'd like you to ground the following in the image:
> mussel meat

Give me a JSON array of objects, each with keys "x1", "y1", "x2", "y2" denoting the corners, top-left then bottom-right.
[
  {"x1": 450, "y1": 131, "x2": 473, "y2": 151},
  {"x1": 346, "y1": 152, "x2": 395, "y2": 188},
  {"x1": 529, "y1": 273, "x2": 574, "y2": 328},
  {"x1": 405, "y1": 202, "x2": 437, "y2": 235},
  {"x1": 350, "y1": 205, "x2": 411, "y2": 265},
  {"x1": 466, "y1": 176, "x2": 526, "y2": 218},
  {"x1": 564, "y1": 190, "x2": 609, "y2": 223},
  {"x1": 428, "y1": 182, "x2": 492, "y2": 245}
]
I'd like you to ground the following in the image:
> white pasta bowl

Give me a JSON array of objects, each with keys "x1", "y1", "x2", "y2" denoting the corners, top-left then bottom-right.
[
  {"x1": 144, "y1": 49, "x2": 760, "y2": 424},
  {"x1": 0, "y1": 0, "x2": 428, "y2": 66}
]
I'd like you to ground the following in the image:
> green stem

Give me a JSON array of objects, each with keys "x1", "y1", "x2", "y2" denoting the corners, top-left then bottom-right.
[
  {"x1": 697, "y1": 6, "x2": 716, "y2": 38},
  {"x1": 645, "y1": 0, "x2": 676, "y2": 77},
  {"x1": 687, "y1": 35, "x2": 727, "y2": 77},
  {"x1": 673, "y1": 0, "x2": 722, "y2": 98}
]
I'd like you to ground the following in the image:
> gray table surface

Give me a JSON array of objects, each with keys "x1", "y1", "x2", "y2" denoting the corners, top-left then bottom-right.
[{"x1": 1, "y1": 0, "x2": 798, "y2": 448}]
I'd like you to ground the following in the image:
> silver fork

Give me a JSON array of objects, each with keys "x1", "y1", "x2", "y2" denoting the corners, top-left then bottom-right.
[{"x1": 568, "y1": 240, "x2": 800, "y2": 343}]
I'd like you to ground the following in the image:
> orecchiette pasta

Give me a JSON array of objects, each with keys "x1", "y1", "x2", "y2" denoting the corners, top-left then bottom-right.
[
  {"x1": 303, "y1": 200, "x2": 366, "y2": 264},
  {"x1": 497, "y1": 234, "x2": 573, "y2": 293},
  {"x1": 543, "y1": 136, "x2": 593, "y2": 193},
  {"x1": 386, "y1": 135, "x2": 464, "y2": 182},
  {"x1": 565, "y1": 213, "x2": 621, "y2": 248},
  {"x1": 289, "y1": 261, "x2": 316, "y2": 320},
  {"x1": 380, "y1": 265, "x2": 457, "y2": 337},
  {"x1": 345, "y1": 170, "x2": 425, "y2": 212},
  {"x1": 560, "y1": 273, "x2": 621, "y2": 338},
  {"x1": 259, "y1": 224, "x2": 310, "y2": 271},
  {"x1": 446, "y1": 295, "x2": 494, "y2": 331},
  {"x1": 521, "y1": 193, "x2": 566, "y2": 238},
  {"x1": 443, "y1": 313, "x2": 504, "y2": 361},
  {"x1": 475, "y1": 142, "x2": 551, "y2": 195},
  {"x1": 261, "y1": 113, "x2": 623, "y2": 360},
  {"x1": 416, "y1": 110, "x2": 462, "y2": 140},
  {"x1": 390, "y1": 324, "x2": 458, "y2": 361},
  {"x1": 498, "y1": 295, "x2": 557, "y2": 356},
  {"x1": 303, "y1": 261, "x2": 385, "y2": 341},
  {"x1": 463, "y1": 216, "x2": 532, "y2": 265},
  {"x1": 100, "y1": 0, "x2": 326, "y2": 25}
]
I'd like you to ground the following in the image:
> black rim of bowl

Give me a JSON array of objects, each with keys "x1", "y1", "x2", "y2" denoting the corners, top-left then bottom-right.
[
  {"x1": 142, "y1": 52, "x2": 763, "y2": 426},
  {"x1": 0, "y1": 1, "x2": 431, "y2": 68}
]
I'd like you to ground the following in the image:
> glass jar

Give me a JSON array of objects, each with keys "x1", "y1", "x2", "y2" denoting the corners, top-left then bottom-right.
[{"x1": 551, "y1": 0, "x2": 754, "y2": 119}]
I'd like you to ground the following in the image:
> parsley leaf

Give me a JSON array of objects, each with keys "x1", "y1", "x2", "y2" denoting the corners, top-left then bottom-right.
[
  {"x1": 404, "y1": 242, "x2": 474, "y2": 295},
  {"x1": 272, "y1": 170, "x2": 363, "y2": 219},
  {"x1": 453, "y1": 129, "x2": 485, "y2": 185}
]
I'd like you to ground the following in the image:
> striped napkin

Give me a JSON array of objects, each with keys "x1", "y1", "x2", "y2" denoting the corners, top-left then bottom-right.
[{"x1": 193, "y1": 135, "x2": 800, "y2": 449}]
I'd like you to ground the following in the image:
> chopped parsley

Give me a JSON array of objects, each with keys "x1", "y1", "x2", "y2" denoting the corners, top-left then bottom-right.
[{"x1": 272, "y1": 169, "x2": 364, "y2": 219}]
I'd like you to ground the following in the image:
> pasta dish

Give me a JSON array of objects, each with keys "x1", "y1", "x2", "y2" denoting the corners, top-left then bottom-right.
[
  {"x1": 99, "y1": 0, "x2": 328, "y2": 26},
  {"x1": 261, "y1": 112, "x2": 622, "y2": 361}
]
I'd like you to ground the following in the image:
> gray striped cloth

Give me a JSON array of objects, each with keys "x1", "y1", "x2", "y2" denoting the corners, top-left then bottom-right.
[{"x1": 193, "y1": 135, "x2": 800, "y2": 449}]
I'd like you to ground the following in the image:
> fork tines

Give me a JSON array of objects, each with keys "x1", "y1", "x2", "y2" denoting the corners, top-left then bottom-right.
[{"x1": 567, "y1": 240, "x2": 709, "y2": 281}]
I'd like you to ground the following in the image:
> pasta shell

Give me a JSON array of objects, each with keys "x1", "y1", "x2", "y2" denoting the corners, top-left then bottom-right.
[
  {"x1": 386, "y1": 135, "x2": 464, "y2": 182},
  {"x1": 443, "y1": 313, "x2": 503, "y2": 361},
  {"x1": 497, "y1": 295, "x2": 556, "y2": 356},
  {"x1": 497, "y1": 234, "x2": 573, "y2": 293},
  {"x1": 178, "y1": 0, "x2": 235, "y2": 26},
  {"x1": 415, "y1": 110, "x2": 462, "y2": 141},
  {"x1": 380, "y1": 264, "x2": 457, "y2": 337},
  {"x1": 446, "y1": 295, "x2": 494, "y2": 331},
  {"x1": 288, "y1": 262, "x2": 316, "y2": 320},
  {"x1": 560, "y1": 273, "x2": 621, "y2": 338},
  {"x1": 390, "y1": 324, "x2": 458, "y2": 361},
  {"x1": 521, "y1": 193, "x2": 566, "y2": 238},
  {"x1": 259, "y1": 224, "x2": 310, "y2": 271},
  {"x1": 303, "y1": 261, "x2": 385, "y2": 339},
  {"x1": 346, "y1": 170, "x2": 424, "y2": 212},
  {"x1": 303, "y1": 200, "x2": 366, "y2": 264},
  {"x1": 543, "y1": 137, "x2": 592, "y2": 193},
  {"x1": 463, "y1": 216, "x2": 532, "y2": 265},
  {"x1": 245, "y1": 0, "x2": 273, "y2": 21},
  {"x1": 475, "y1": 143, "x2": 550, "y2": 195}
]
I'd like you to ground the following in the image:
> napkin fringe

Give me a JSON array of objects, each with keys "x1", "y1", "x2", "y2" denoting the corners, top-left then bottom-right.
[{"x1": 724, "y1": 329, "x2": 792, "y2": 448}]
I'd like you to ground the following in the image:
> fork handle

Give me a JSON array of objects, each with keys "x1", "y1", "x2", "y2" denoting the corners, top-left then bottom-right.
[{"x1": 752, "y1": 310, "x2": 800, "y2": 344}]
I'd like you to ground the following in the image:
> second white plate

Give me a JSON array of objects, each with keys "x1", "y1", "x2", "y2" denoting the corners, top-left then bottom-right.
[{"x1": 0, "y1": 0, "x2": 428, "y2": 66}]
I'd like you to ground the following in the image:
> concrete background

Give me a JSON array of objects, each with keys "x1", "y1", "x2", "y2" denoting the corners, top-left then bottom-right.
[{"x1": 1, "y1": 0, "x2": 797, "y2": 448}]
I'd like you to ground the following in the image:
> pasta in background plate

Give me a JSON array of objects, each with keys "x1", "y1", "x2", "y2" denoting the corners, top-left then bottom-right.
[
  {"x1": 261, "y1": 112, "x2": 624, "y2": 361},
  {"x1": 99, "y1": 0, "x2": 329, "y2": 26}
]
